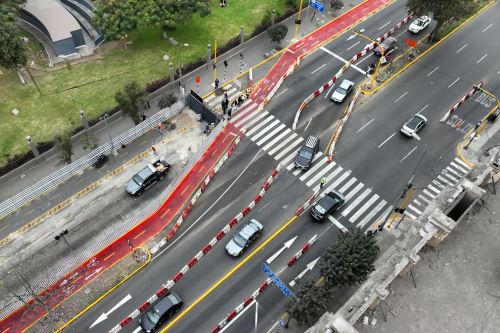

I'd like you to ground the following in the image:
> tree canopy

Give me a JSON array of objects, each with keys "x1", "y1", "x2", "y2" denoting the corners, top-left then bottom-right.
[
  {"x1": 285, "y1": 280, "x2": 329, "y2": 326},
  {"x1": 114, "y1": 81, "x2": 145, "y2": 125},
  {"x1": 267, "y1": 24, "x2": 288, "y2": 49},
  {"x1": 93, "y1": 0, "x2": 211, "y2": 40},
  {"x1": 0, "y1": 0, "x2": 27, "y2": 69}
]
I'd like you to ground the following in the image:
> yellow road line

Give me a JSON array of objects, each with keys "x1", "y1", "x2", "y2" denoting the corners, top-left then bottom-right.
[
  {"x1": 161, "y1": 215, "x2": 299, "y2": 332},
  {"x1": 103, "y1": 252, "x2": 115, "y2": 262},
  {"x1": 160, "y1": 208, "x2": 171, "y2": 219},
  {"x1": 133, "y1": 230, "x2": 146, "y2": 240}
]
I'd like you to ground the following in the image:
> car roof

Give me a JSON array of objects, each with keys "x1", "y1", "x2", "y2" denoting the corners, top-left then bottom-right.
[
  {"x1": 154, "y1": 292, "x2": 180, "y2": 314},
  {"x1": 303, "y1": 136, "x2": 319, "y2": 149},
  {"x1": 239, "y1": 221, "x2": 259, "y2": 240},
  {"x1": 339, "y1": 80, "x2": 353, "y2": 88},
  {"x1": 137, "y1": 166, "x2": 153, "y2": 179}
]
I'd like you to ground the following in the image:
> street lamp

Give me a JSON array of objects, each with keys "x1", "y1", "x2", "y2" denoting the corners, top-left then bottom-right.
[
  {"x1": 55, "y1": 229, "x2": 73, "y2": 252},
  {"x1": 99, "y1": 113, "x2": 117, "y2": 156},
  {"x1": 352, "y1": 29, "x2": 387, "y2": 87},
  {"x1": 464, "y1": 120, "x2": 483, "y2": 150},
  {"x1": 178, "y1": 43, "x2": 189, "y2": 77}
]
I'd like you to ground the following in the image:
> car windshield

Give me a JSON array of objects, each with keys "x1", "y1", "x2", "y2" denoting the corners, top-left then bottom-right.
[
  {"x1": 133, "y1": 175, "x2": 144, "y2": 186},
  {"x1": 299, "y1": 148, "x2": 313, "y2": 159},
  {"x1": 233, "y1": 233, "x2": 247, "y2": 247},
  {"x1": 146, "y1": 308, "x2": 160, "y2": 324},
  {"x1": 336, "y1": 86, "x2": 347, "y2": 94},
  {"x1": 406, "y1": 116, "x2": 422, "y2": 129},
  {"x1": 416, "y1": 19, "x2": 425, "y2": 26}
]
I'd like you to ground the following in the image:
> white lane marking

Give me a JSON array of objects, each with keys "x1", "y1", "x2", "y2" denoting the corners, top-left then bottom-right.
[
  {"x1": 339, "y1": 177, "x2": 357, "y2": 193},
  {"x1": 407, "y1": 204, "x2": 422, "y2": 216},
  {"x1": 311, "y1": 64, "x2": 326, "y2": 74},
  {"x1": 267, "y1": 132, "x2": 297, "y2": 155},
  {"x1": 476, "y1": 54, "x2": 487, "y2": 64},
  {"x1": 219, "y1": 299, "x2": 256, "y2": 333},
  {"x1": 400, "y1": 146, "x2": 418, "y2": 163},
  {"x1": 454, "y1": 157, "x2": 472, "y2": 169},
  {"x1": 342, "y1": 188, "x2": 372, "y2": 217},
  {"x1": 250, "y1": 119, "x2": 281, "y2": 141},
  {"x1": 378, "y1": 21, "x2": 391, "y2": 30},
  {"x1": 262, "y1": 128, "x2": 290, "y2": 151},
  {"x1": 325, "y1": 84, "x2": 336, "y2": 98},
  {"x1": 378, "y1": 133, "x2": 395, "y2": 148},
  {"x1": 418, "y1": 104, "x2": 429, "y2": 114},
  {"x1": 427, "y1": 66, "x2": 439, "y2": 77},
  {"x1": 274, "y1": 88, "x2": 289, "y2": 99},
  {"x1": 256, "y1": 123, "x2": 286, "y2": 146},
  {"x1": 450, "y1": 161, "x2": 469, "y2": 174},
  {"x1": 346, "y1": 41, "x2": 361, "y2": 51},
  {"x1": 320, "y1": 47, "x2": 367, "y2": 75},
  {"x1": 305, "y1": 118, "x2": 312, "y2": 131},
  {"x1": 305, "y1": 161, "x2": 338, "y2": 187},
  {"x1": 356, "y1": 53, "x2": 374, "y2": 65},
  {"x1": 313, "y1": 166, "x2": 344, "y2": 193},
  {"x1": 153, "y1": 148, "x2": 263, "y2": 260},
  {"x1": 258, "y1": 200, "x2": 273, "y2": 212},
  {"x1": 299, "y1": 157, "x2": 329, "y2": 181},
  {"x1": 428, "y1": 184, "x2": 440, "y2": 194},
  {"x1": 448, "y1": 77, "x2": 461, "y2": 88},
  {"x1": 349, "y1": 194, "x2": 379, "y2": 223},
  {"x1": 456, "y1": 44, "x2": 468, "y2": 53},
  {"x1": 357, "y1": 119, "x2": 374, "y2": 133},
  {"x1": 358, "y1": 200, "x2": 386, "y2": 228},
  {"x1": 274, "y1": 137, "x2": 304, "y2": 160},
  {"x1": 245, "y1": 115, "x2": 274, "y2": 136},
  {"x1": 345, "y1": 182, "x2": 364, "y2": 201},
  {"x1": 423, "y1": 189, "x2": 436, "y2": 199},
  {"x1": 394, "y1": 91, "x2": 408, "y2": 103},
  {"x1": 329, "y1": 216, "x2": 349, "y2": 233},
  {"x1": 482, "y1": 23, "x2": 493, "y2": 32},
  {"x1": 132, "y1": 327, "x2": 142, "y2": 333}
]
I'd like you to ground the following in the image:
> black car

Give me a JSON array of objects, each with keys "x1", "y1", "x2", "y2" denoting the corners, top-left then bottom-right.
[
  {"x1": 295, "y1": 136, "x2": 320, "y2": 170},
  {"x1": 310, "y1": 190, "x2": 345, "y2": 221},
  {"x1": 126, "y1": 159, "x2": 170, "y2": 196},
  {"x1": 139, "y1": 292, "x2": 183, "y2": 333},
  {"x1": 373, "y1": 37, "x2": 397, "y2": 57}
]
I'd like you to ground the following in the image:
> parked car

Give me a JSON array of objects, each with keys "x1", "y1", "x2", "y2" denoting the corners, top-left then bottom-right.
[
  {"x1": 331, "y1": 79, "x2": 354, "y2": 103},
  {"x1": 294, "y1": 136, "x2": 320, "y2": 170},
  {"x1": 139, "y1": 291, "x2": 183, "y2": 333},
  {"x1": 126, "y1": 159, "x2": 170, "y2": 196},
  {"x1": 310, "y1": 190, "x2": 345, "y2": 221},
  {"x1": 373, "y1": 37, "x2": 397, "y2": 57},
  {"x1": 400, "y1": 114, "x2": 427, "y2": 137},
  {"x1": 225, "y1": 219, "x2": 263, "y2": 257},
  {"x1": 408, "y1": 16, "x2": 431, "y2": 33}
]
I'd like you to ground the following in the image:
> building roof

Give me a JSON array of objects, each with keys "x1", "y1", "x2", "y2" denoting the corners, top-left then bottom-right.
[{"x1": 23, "y1": 0, "x2": 81, "y2": 42}]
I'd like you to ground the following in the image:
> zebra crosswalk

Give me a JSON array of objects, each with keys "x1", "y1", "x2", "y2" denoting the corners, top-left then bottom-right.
[
  {"x1": 230, "y1": 101, "x2": 389, "y2": 232},
  {"x1": 404, "y1": 157, "x2": 472, "y2": 220}
]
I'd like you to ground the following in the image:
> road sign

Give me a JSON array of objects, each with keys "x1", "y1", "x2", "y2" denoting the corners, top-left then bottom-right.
[
  {"x1": 262, "y1": 263, "x2": 292, "y2": 297},
  {"x1": 405, "y1": 38, "x2": 417, "y2": 48},
  {"x1": 310, "y1": 0, "x2": 325, "y2": 12}
]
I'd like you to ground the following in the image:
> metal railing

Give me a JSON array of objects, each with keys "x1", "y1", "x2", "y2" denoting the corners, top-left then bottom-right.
[{"x1": 0, "y1": 96, "x2": 189, "y2": 221}]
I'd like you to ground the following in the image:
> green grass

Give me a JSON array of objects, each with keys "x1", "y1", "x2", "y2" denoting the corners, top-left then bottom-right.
[{"x1": 0, "y1": 0, "x2": 289, "y2": 165}]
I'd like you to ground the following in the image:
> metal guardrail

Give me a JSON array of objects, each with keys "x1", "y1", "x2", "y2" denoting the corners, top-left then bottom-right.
[
  {"x1": 0, "y1": 117, "x2": 226, "y2": 320},
  {"x1": 0, "y1": 96, "x2": 189, "y2": 221}
]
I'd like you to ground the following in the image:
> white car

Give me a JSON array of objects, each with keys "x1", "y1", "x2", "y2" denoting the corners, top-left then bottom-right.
[
  {"x1": 400, "y1": 114, "x2": 427, "y2": 138},
  {"x1": 408, "y1": 16, "x2": 431, "y2": 33},
  {"x1": 331, "y1": 79, "x2": 354, "y2": 103}
]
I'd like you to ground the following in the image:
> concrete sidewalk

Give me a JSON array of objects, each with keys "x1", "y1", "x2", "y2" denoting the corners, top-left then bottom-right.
[{"x1": 0, "y1": 0, "x2": 361, "y2": 206}]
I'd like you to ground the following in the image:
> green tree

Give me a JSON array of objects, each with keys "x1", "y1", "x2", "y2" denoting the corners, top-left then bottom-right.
[
  {"x1": 93, "y1": 0, "x2": 138, "y2": 40},
  {"x1": 406, "y1": 0, "x2": 471, "y2": 40},
  {"x1": 267, "y1": 24, "x2": 288, "y2": 49},
  {"x1": 330, "y1": 0, "x2": 343, "y2": 15},
  {"x1": 319, "y1": 229, "x2": 379, "y2": 289},
  {"x1": 0, "y1": 0, "x2": 27, "y2": 68},
  {"x1": 54, "y1": 130, "x2": 73, "y2": 164},
  {"x1": 285, "y1": 280, "x2": 329, "y2": 326},
  {"x1": 158, "y1": 93, "x2": 178, "y2": 109},
  {"x1": 114, "y1": 81, "x2": 145, "y2": 125}
]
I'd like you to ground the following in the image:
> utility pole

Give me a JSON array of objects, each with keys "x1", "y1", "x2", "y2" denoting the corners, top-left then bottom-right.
[{"x1": 100, "y1": 114, "x2": 117, "y2": 156}]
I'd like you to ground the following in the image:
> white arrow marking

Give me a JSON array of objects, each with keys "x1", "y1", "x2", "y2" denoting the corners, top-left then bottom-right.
[
  {"x1": 346, "y1": 34, "x2": 356, "y2": 41},
  {"x1": 266, "y1": 236, "x2": 297, "y2": 264},
  {"x1": 89, "y1": 294, "x2": 132, "y2": 329},
  {"x1": 289, "y1": 257, "x2": 320, "y2": 287},
  {"x1": 85, "y1": 267, "x2": 103, "y2": 281}
]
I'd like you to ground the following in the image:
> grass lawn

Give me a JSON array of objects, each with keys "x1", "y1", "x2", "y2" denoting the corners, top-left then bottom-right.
[{"x1": 0, "y1": 0, "x2": 290, "y2": 166}]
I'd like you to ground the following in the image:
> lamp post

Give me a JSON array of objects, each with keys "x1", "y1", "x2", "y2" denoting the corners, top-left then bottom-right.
[
  {"x1": 99, "y1": 114, "x2": 117, "y2": 155},
  {"x1": 352, "y1": 29, "x2": 386, "y2": 86},
  {"x1": 464, "y1": 120, "x2": 483, "y2": 150},
  {"x1": 55, "y1": 229, "x2": 73, "y2": 252}
]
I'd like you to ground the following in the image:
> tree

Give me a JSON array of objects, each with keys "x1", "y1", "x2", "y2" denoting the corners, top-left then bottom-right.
[
  {"x1": 54, "y1": 130, "x2": 73, "y2": 164},
  {"x1": 330, "y1": 0, "x2": 343, "y2": 15},
  {"x1": 0, "y1": 0, "x2": 27, "y2": 68},
  {"x1": 285, "y1": 280, "x2": 329, "y2": 326},
  {"x1": 406, "y1": 0, "x2": 471, "y2": 41},
  {"x1": 158, "y1": 93, "x2": 178, "y2": 109},
  {"x1": 267, "y1": 24, "x2": 288, "y2": 49},
  {"x1": 93, "y1": 0, "x2": 138, "y2": 40},
  {"x1": 115, "y1": 81, "x2": 145, "y2": 125},
  {"x1": 319, "y1": 229, "x2": 379, "y2": 289},
  {"x1": 140, "y1": 0, "x2": 211, "y2": 32}
]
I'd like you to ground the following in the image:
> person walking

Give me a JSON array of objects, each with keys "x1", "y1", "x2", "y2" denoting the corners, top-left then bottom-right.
[
  {"x1": 320, "y1": 177, "x2": 327, "y2": 189},
  {"x1": 151, "y1": 146, "x2": 158, "y2": 156},
  {"x1": 227, "y1": 108, "x2": 232, "y2": 120},
  {"x1": 311, "y1": 11, "x2": 317, "y2": 22},
  {"x1": 215, "y1": 78, "x2": 220, "y2": 90}
]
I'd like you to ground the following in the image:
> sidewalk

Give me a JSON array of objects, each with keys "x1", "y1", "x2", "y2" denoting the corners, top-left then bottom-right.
[{"x1": 0, "y1": 0, "x2": 362, "y2": 204}]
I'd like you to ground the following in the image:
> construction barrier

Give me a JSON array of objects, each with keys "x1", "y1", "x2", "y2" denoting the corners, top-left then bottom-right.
[{"x1": 440, "y1": 81, "x2": 484, "y2": 122}]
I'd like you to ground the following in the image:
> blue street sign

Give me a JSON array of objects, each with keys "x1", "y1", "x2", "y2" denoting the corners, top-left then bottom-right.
[
  {"x1": 310, "y1": 0, "x2": 325, "y2": 12},
  {"x1": 262, "y1": 263, "x2": 292, "y2": 298}
]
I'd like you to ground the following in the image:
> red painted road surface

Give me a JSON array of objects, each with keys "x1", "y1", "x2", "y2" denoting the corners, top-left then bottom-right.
[
  {"x1": 0, "y1": 123, "x2": 240, "y2": 333},
  {"x1": 0, "y1": 1, "x2": 391, "y2": 331}
]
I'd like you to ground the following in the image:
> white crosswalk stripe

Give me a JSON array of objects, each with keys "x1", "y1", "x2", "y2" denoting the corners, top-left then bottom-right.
[
  {"x1": 250, "y1": 119, "x2": 281, "y2": 142},
  {"x1": 246, "y1": 115, "x2": 274, "y2": 136},
  {"x1": 342, "y1": 188, "x2": 372, "y2": 217},
  {"x1": 454, "y1": 157, "x2": 472, "y2": 170},
  {"x1": 446, "y1": 165, "x2": 462, "y2": 178},
  {"x1": 329, "y1": 170, "x2": 351, "y2": 189},
  {"x1": 262, "y1": 128, "x2": 290, "y2": 151},
  {"x1": 268, "y1": 133, "x2": 297, "y2": 156},
  {"x1": 237, "y1": 111, "x2": 268, "y2": 130},
  {"x1": 432, "y1": 180, "x2": 446, "y2": 190},
  {"x1": 407, "y1": 204, "x2": 422, "y2": 215},
  {"x1": 299, "y1": 157, "x2": 328, "y2": 181},
  {"x1": 349, "y1": 193, "x2": 379, "y2": 223},
  {"x1": 441, "y1": 171, "x2": 458, "y2": 183},
  {"x1": 427, "y1": 184, "x2": 440, "y2": 194},
  {"x1": 437, "y1": 175, "x2": 453, "y2": 186},
  {"x1": 418, "y1": 194, "x2": 430, "y2": 203},
  {"x1": 232, "y1": 102, "x2": 258, "y2": 122},
  {"x1": 306, "y1": 162, "x2": 338, "y2": 188},
  {"x1": 339, "y1": 177, "x2": 357, "y2": 193},
  {"x1": 313, "y1": 166, "x2": 343, "y2": 193},
  {"x1": 345, "y1": 183, "x2": 364, "y2": 201},
  {"x1": 423, "y1": 189, "x2": 436, "y2": 199},
  {"x1": 256, "y1": 124, "x2": 286, "y2": 146},
  {"x1": 329, "y1": 216, "x2": 349, "y2": 233},
  {"x1": 274, "y1": 137, "x2": 304, "y2": 160},
  {"x1": 405, "y1": 212, "x2": 418, "y2": 220},
  {"x1": 413, "y1": 199, "x2": 423, "y2": 207},
  {"x1": 358, "y1": 200, "x2": 386, "y2": 228}
]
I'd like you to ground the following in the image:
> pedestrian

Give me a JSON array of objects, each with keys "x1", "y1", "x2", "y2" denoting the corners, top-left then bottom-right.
[
  {"x1": 215, "y1": 78, "x2": 220, "y2": 90},
  {"x1": 146, "y1": 100, "x2": 151, "y2": 108},
  {"x1": 151, "y1": 146, "x2": 158, "y2": 156},
  {"x1": 156, "y1": 123, "x2": 164, "y2": 135},
  {"x1": 205, "y1": 123, "x2": 210, "y2": 135},
  {"x1": 311, "y1": 11, "x2": 316, "y2": 22},
  {"x1": 227, "y1": 108, "x2": 232, "y2": 120},
  {"x1": 320, "y1": 177, "x2": 327, "y2": 188},
  {"x1": 141, "y1": 114, "x2": 147, "y2": 122}
]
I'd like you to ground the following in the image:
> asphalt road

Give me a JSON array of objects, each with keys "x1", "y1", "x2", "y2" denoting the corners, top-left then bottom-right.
[{"x1": 66, "y1": 2, "x2": 500, "y2": 333}]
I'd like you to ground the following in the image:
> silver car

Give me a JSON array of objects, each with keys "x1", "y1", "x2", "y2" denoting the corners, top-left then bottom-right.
[
  {"x1": 401, "y1": 114, "x2": 427, "y2": 137},
  {"x1": 225, "y1": 219, "x2": 263, "y2": 257},
  {"x1": 408, "y1": 16, "x2": 431, "y2": 33},
  {"x1": 331, "y1": 79, "x2": 354, "y2": 103}
]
